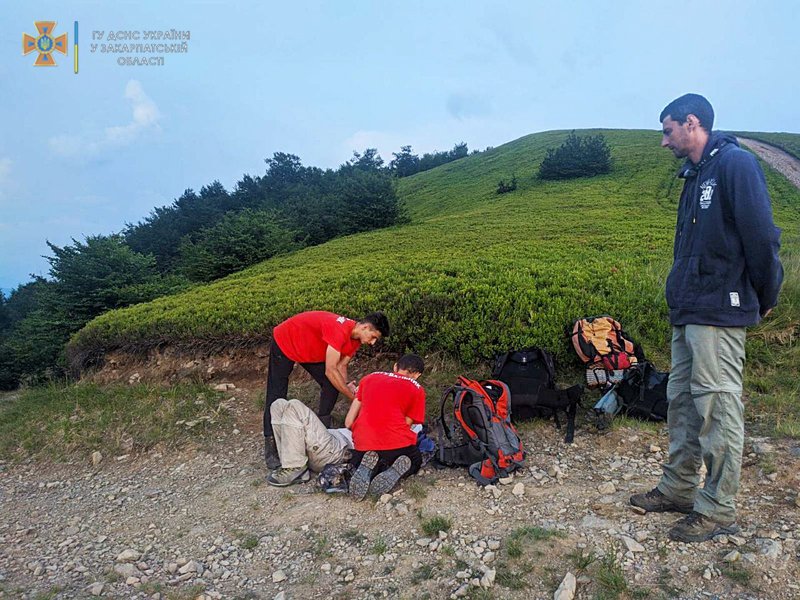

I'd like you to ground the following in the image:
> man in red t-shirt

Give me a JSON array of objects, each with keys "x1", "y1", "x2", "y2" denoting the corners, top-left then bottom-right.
[
  {"x1": 263, "y1": 310, "x2": 390, "y2": 469},
  {"x1": 345, "y1": 354, "x2": 426, "y2": 500}
]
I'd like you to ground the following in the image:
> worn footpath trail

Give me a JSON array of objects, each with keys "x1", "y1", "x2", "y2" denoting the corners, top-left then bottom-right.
[
  {"x1": 738, "y1": 137, "x2": 800, "y2": 190},
  {"x1": 1, "y1": 386, "x2": 799, "y2": 600}
]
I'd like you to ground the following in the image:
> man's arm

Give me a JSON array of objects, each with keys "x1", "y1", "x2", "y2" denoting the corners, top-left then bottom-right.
[
  {"x1": 325, "y1": 346, "x2": 356, "y2": 401},
  {"x1": 345, "y1": 399, "x2": 362, "y2": 429}
]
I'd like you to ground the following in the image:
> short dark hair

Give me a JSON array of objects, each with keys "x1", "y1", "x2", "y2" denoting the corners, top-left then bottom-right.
[
  {"x1": 396, "y1": 353, "x2": 425, "y2": 374},
  {"x1": 660, "y1": 93, "x2": 714, "y2": 132},
  {"x1": 360, "y1": 311, "x2": 390, "y2": 338}
]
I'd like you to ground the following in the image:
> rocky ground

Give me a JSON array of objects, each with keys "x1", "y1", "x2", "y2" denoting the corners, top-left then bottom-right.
[{"x1": 1, "y1": 386, "x2": 799, "y2": 600}]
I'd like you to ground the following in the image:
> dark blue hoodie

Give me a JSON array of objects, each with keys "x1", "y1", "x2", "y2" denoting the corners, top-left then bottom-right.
[{"x1": 666, "y1": 131, "x2": 783, "y2": 327}]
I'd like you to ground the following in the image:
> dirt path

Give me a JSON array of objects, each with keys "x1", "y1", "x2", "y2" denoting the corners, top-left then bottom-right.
[
  {"x1": 738, "y1": 137, "x2": 800, "y2": 189},
  {"x1": 1, "y1": 389, "x2": 799, "y2": 600}
]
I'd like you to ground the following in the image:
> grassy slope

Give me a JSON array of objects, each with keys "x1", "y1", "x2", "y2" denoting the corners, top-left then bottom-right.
[{"x1": 67, "y1": 129, "x2": 800, "y2": 432}]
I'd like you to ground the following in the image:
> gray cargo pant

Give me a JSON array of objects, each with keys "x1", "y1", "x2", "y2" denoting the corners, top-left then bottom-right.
[
  {"x1": 271, "y1": 399, "x2": 351, "y2": 471},
  {"x1": 657, "y1": 324, "x2": 746, "y2": 523}
]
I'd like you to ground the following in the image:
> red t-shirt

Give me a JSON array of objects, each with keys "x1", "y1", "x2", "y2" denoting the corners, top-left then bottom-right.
[
  {"x1": 273, "y1": 311, "x2": 361, "y2": 363},
  {"x1": 351, "y1": 372, "x2": 426, "y2": 451}
]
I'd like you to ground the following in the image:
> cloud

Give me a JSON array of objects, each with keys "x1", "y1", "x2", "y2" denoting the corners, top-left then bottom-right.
[
  {"x1": 49, "y1": 80, "x2": 161, "y2": 159},
  {"x1": 446, "y1": 93, "x2": 492, "y2": 121}
]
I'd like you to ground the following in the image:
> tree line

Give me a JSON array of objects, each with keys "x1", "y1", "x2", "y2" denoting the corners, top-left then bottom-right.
[{"x1": 0, "y1": 143, "x2": 472, "y2": 389}]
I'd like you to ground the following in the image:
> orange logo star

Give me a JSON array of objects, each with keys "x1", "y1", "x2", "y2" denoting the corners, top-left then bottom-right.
[{"x1": 23, "y1": 21, "x2": 68, "y2": 66}]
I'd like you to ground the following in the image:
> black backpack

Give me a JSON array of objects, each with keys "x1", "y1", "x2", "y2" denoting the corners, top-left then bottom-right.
[
  {"x1": 491, "y1": 347, "x2": 583, "y2": 443},
  {"x1": 593, "y1": 362, "x2": 669, "y2": 426}
]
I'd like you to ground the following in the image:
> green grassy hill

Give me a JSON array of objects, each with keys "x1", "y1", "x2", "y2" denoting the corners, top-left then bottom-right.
[{"x1": 68, "y1": 129, "x2": 800, "y2": 432}]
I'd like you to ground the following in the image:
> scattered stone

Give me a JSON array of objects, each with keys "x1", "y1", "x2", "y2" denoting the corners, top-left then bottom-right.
[
  {"x1": 634, "y1": 531, "x2": 648, "y2": 543},
  {"x1": 581, "y1": 515, "x2": 613, "y2": 530},
  {"x1": 272, "y1": 569, "x2": 287, "y2": 583},
  {"x1": 723, "y1": 550, "x2": 741, "y2": 563},
  {"x1": 621, "y1": 536, "x2": 645, "y2": 553},
  {"x1": 274, "y1": 593, "x2": 286, "y2": 600},
  {"x1": 116, "y1": 549, "x2": 141, "y2": 563},
  {"x1": 630, "y1": 505, "x2": 647, "y2": 515},
  {"x1": 649, "y1": 445, "x2": 661, "y2": 453},
  {"x1": 87, "y1": 582, "x2": 104, "y2": 596},
  {"x1": 512, "y1": 483, "x2": 525, "y2": 497},
  {"x1": 729, "y1": 535, "x2": 746, "y2": 546},
  {"x1": 480, "y1": 567, "x2": 496, "y2": 588},
  {"x1": 125, "y1": 576, "x2": 140, "y2": 585},
  {"x1": 554, "y1": 572, "x2": 577, "y2": 600},
  {"x1": 451, "y1": 583, "x2": 470, "y2": 598},
  {"x1": 483, "y1": 551, "x2": 496, "y2": 564},
  {"x1": 752, "y1": 441, "x2": 774, "y2": 455},
  {"x1": 487, "y1": 539, "x2": 500, "y2": 551},
  {"x1": 379, "y1": 494, "x2": 392, "y2": 504},
  {"x1": 113, "y1": 564, "x2": 138, "y2": 578},
  {"x1": 498, "y1": 476, "x2": 514, "y2": 485},
  {"x1": 597, "y1": 482, "x2": 616, "y2": 495},
  {"x1": 759, "y1": 539, "x2": 783, "y2": 560},
  {"x1": 91, "y1": 451, "x2": 103, "y2": 466}
]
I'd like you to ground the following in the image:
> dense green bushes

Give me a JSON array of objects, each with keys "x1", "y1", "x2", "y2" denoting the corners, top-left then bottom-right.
[{"x1": 538, "y1": 131, "x2": 611, "y2": 180}]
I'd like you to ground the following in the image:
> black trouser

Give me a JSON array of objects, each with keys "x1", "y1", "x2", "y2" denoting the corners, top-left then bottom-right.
[
  {"x1": 263, "y1": 339, "x2": 340, "y2": 438},
  {"x1": 350, "y1": 445, "x2": 422, "y2": 478}
]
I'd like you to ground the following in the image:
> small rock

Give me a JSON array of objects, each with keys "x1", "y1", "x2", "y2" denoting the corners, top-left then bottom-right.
[
  {"x1": 729, "y1": 535, "x2": 746, "y2": 546},
  {"x1": 554, "y1": 572, "x2": 577, "y2": 600},
  {"x1": 649, "y1": 445, "x2": 661, "y2": 453},
  {"x1": 379, "y1": 494, "x2": 392, "y2": 504},
  {"x1": 87, "y1": 582, "x2": 104, "y2": 596},
  {"x1": 621, "y1": 536, "x2": 645, "y2": 553},
  {"x1": 723, "y1": 550, "x2": 741, "y2": 563},
  {"x1": 512, "y1": 483, "x2": 525, "y2": 497},
  {"x1": 752, "y1": 441, "x2": 774, "y2": 455},
  {"x1": 451, "y1": 583, "x2": 470, "y2": 598},
  {"x1": 634, "y1": 531, "x2": 648, "y2": 543},
  {"x1": 759, "y1": 539, "x2": 783, "y2": 560},
  {"x1": 125, "y1": 576, "x2": 140, "y2": 585},
  {"x1": 480, "y1": 568, "x2": 496, "y2": 588},
  {"x1": 766, "y1": 472, "x2": 778, "y2": 482},
  {"x1": 630, "y1": 505, "x2": 647, "y2": 515},
  {"x1": 483, "y1": 551, "x2": 496, "y2": 564},
  {"x1": 321, "y1": 563, "x2": 331, "y2": 572},
  {"x1": 114, "y1": 564, "x2": 138, "y2": 578},
  {"x1": 416, "y1": 538, "x2": 432, "y2": 547},
  {"x1": 487, "y1": 539, "x2": 500, "y2": 550},
  {"x1": 498, "y1": 476, "x2": 514, "y2": 485},
  {"x1": 274, "y1": 593, "x2": 286, "y2": 600},
  {"x1": 116, "y1": 549, "x2": 140, "y2": 563},
  {"x1": 91, "y1": 451, "x2": 103, "y2": 466},
  {"x1": 272, "y1": 569, "x2": 287, "y2": 583},
  {"x1": 597, "y1": 482, "x2": 616, "y2": 495}
]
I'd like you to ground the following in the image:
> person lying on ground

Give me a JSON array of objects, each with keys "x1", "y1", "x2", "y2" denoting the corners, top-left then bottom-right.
[
  {"x1": 262, "y1": 310, "x2": 390, "y2": 470},
  {"x1": 345, "y1": 354, "x2": 426, "y2": 500},
  {"x1": 266, "y1": 398, "x2": 354, "y2": 487}
]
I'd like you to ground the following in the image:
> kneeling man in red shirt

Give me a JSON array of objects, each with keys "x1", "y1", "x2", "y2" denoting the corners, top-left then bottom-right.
[
  {"x1": 263, "y1": 310, "x2": 390, "y2": 469},
  {"x1": 345, "y1": 354, "x2": 426, "y2": 500}
]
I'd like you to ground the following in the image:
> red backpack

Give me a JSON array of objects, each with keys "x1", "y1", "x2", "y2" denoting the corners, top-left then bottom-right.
[{"x1": 436, "y1": 377, "x2": 526, "y2": 485}]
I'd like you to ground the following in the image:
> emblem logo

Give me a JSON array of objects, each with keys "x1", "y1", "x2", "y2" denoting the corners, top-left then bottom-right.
[
  {"x1": 699, "y1": 178, "x2": 716, "y2": 210},
  {"x1": 23, "y1": 21, "x2": 68, "y2": 66}
]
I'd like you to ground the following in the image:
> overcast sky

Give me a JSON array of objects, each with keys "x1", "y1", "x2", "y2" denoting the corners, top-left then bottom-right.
[{"x1": 2, "y1": 0, "x2": 799, "y2": 292}]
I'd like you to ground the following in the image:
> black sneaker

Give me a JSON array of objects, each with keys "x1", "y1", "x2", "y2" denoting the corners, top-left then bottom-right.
[
  {"x1": 630, "y1": 487, "x2": 693, "y2": 514},
  {"x1": 367, "y1": 455, "x2": 412, "y2": 497},
  {"x1": 264, "y1": 435, "x2": 281, "y2": 470},
  {"x1": 668, "y1": 511, "x2": 740, "y2": 543},
  {"x1": 349, "y1": 451, "x2": 379, "y2": 501}
]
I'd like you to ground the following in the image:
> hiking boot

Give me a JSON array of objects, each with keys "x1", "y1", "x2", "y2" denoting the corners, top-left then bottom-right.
[
  {"x1": 368, "y1": 455, "x2": 412, "y2": 497},
  {"x1": 630, "y1": 488, "x2": 693, "y2": 514},
  {"x1": 668, "y1": 511, "x2": 740, "y2": 543},
  {"x1": 264, "y1": 435, "x2": 281, "y2": 470},
  {"x1": 349, "y1": 451, "x2": 379, "y2": 501},
  {"x1": 267, "y1": 466, "x2": 310, "y2": 487}
]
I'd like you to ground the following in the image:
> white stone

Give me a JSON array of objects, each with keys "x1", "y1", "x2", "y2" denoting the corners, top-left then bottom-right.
[
  {"x1": 274, "y1": 592, "x2": 286, "y2": 600},
  {"x1": 723, "y1": 550, "x2": 741, "y2": 562},
  {"x1": 512, "y1": 483, "x2": 525, "y2": 497},
  {"x1": 87, "y1": 582, "x2": 104, "y2": 596},
  {"x1": 554, "y1": 572, "x2": 577, "y2": 600},
  {"x1": 480, "y1": 568, "x2": 496, "y2": 588},
  {"x1": 91, "y1": 451, "x2": 103, "y2": 466},
  {"x1": 498, "y1": 476, "x2": 514, "y2": 485},
  {"x1": 621, "y1": 536, "x2": 645, "y2": 553},
  {"x1": 116, "y1": 549, "x2": 140, "y2": 563},
  {"x1": 597, "y1": 482, "x2": 616, "y2": 495},
  {"x1": 272, "y1": 569, "x2": 287, "y2": 583}
]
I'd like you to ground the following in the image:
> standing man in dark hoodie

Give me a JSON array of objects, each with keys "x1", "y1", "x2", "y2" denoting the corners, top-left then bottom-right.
[{"x1": 630, "y1": 94, "x2": 783, "y2": 542}]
